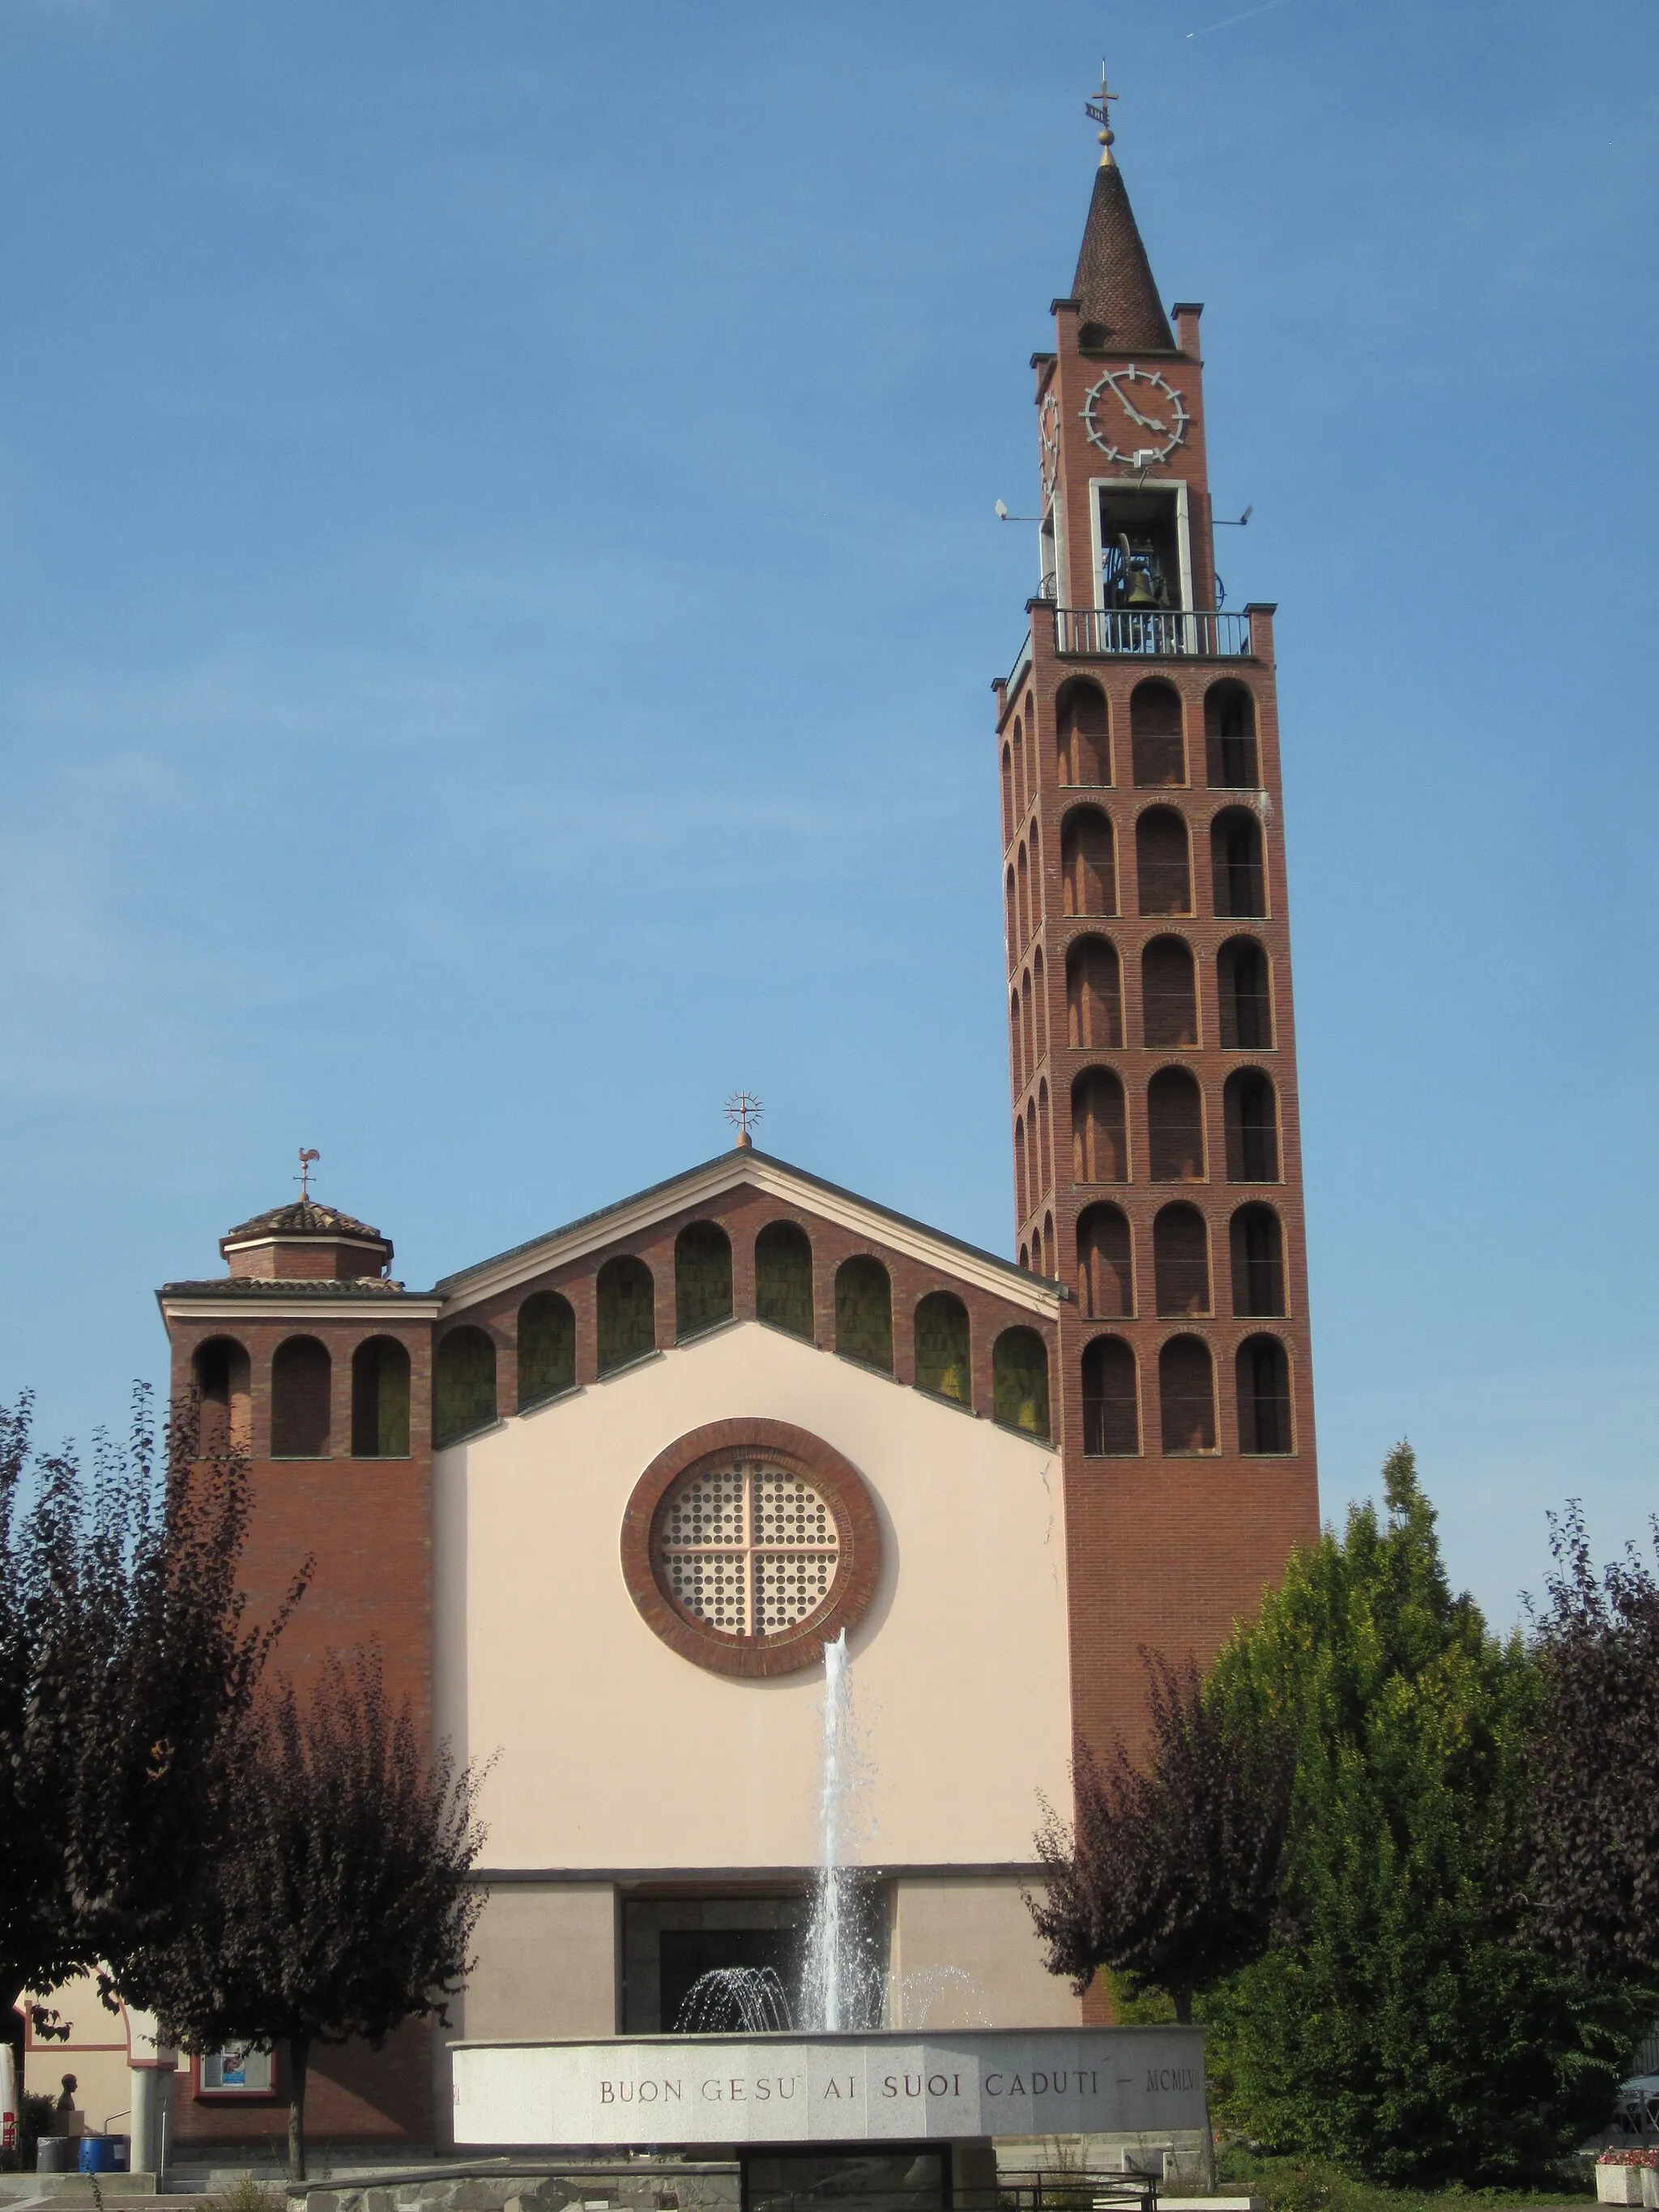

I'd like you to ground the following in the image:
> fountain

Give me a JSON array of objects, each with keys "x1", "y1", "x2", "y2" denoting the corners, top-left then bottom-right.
[
  {"x1": 454, "y1": 1629, "x2": 1210, "y2": 2154},
  {"x1": 676, "y1": 1630, "x2": 887, "y2": 2036}
]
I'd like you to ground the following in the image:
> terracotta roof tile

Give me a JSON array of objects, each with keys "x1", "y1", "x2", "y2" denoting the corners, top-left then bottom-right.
[
  {"x1": 223, "y1": 1199, "x2": 387, "y2": 1244},
  {"x1": 1070, "y1": 160, "x2": 1174, "y2": 352}
]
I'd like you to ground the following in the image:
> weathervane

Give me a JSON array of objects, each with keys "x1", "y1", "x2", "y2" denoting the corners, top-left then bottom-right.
[
  {"x1": 1085, "y1": 62, "x2": 1119, "y2": 166},
  {"x1": 296, "y1": 1147, "x2": 320, "y2": 1198},
  {"x1": 724, "y1": 1093, "x2": 763, "y2": 1150}
]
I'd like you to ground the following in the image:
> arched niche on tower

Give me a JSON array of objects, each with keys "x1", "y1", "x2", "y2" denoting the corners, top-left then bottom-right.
[{"x1": 1056, "y1": 676, "x2": 1110, "y2": 786}]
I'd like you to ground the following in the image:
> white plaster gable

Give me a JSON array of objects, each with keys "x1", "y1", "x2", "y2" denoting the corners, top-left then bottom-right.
[{"x1": 433, "y1": 1317, "x2": 1072, "y2": 1876}]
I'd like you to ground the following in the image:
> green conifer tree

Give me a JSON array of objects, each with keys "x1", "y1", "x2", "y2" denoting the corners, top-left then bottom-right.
[{"x1": 1203, "y1": 1444, "x2": 1645, "y2": 2185}]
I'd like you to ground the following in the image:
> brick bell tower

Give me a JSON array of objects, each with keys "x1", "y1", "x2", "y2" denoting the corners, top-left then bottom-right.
[{"x1": 993, "y1": 78, "x2": 1321, "y2": 1769}]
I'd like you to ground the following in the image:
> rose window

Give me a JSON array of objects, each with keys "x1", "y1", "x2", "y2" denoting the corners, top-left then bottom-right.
[{"x1": 655, "y1": 1457, "x2": 841, "y2": 1639}]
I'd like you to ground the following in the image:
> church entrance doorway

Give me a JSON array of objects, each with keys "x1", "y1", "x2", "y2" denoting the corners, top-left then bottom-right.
[{"x1": 621, "y1": 1892, "x2": 809, "y2": 2033}]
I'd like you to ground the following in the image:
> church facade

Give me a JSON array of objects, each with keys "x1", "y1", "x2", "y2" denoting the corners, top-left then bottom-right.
[{"x1": 28, "y1": 100, "x2": 1320, "y2": 2167}]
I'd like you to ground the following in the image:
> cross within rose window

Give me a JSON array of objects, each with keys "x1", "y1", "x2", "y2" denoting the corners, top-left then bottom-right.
[{"x1": 655, "y1": 1455, "x2": 842, "y2": 1638}]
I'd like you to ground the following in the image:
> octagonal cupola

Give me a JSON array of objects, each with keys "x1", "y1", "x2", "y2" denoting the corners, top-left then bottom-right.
[{"x1": 218, "y1": 1197, "x2": 394, "y2": 1283}]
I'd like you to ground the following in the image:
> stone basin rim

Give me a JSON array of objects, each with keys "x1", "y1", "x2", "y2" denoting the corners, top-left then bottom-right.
[{"x1": 453, "y1": 2027, "x2": 1204, "y2": 2050}]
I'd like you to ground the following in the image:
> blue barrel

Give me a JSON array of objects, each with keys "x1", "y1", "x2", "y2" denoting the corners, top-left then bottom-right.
[{"x1": 78, "y1": 2137, "x2": 129, "y2": 2174}]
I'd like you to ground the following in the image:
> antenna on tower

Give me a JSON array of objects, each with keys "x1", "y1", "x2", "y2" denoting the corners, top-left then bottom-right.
[
  {"x1": 296, "y1": 1147, "x2": 321, "y2": 1198},
  {"x1": 724, "y1": 1092, "x2": 763, "y2": 1150}
]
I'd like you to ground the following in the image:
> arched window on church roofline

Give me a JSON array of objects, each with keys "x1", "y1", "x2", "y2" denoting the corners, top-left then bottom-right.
[
  {"x1": 518, "y1": 1289, "x2": 576, "y2": 1408},
  {"x1": 433, "y1": 1325, "x2": 497, "y2": 1449},
  {"x1": 914, "y1": 1290, "x2": 970, "y2": 1406},
  {"x1": 597, "y1": 1255, "x2": 655, "y2": 1376},
  {"x1": 755, "y1": 1221, "x2": 812, "y2": 1340},
  {"x1": 993, "y1": 1327, "x2": 1050, "y2": 1441},
  {"x1": 835, "y1": 1255, "x2": 893, "y2": 1374},
  {"x1": 676, "y1": 1221, "x2": 733, "y2": 1340}
]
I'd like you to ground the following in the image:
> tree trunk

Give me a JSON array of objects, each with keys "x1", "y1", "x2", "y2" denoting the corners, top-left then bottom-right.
[
  {"x1": 1173, "y1": 1986, "x2": 1192, "y2": 2023},
  {"x1": 288, "y1": 2035, "x2": 310, "y2": 2183}
]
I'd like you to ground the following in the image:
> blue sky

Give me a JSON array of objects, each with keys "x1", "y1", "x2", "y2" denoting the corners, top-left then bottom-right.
[{"x1": 1, "y1": 0, "x2": 1655, "y2": 1629}]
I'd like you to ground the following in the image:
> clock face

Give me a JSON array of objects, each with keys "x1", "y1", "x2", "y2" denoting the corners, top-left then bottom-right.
[
  {"x1": 1081, "y1": 365, "x2": 1189, "y2": 467},
  {"x1": 1038, "y1": 391, "x2": 1060, "y2": 504}
]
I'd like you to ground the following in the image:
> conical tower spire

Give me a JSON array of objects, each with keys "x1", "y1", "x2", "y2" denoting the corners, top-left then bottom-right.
[{"x1": 1070, "y1": 72, "x2": 1174, "y2": 351}]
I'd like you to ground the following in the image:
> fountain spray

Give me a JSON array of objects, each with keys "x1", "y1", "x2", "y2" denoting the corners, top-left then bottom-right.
[{"x1": 800, "y1": 1628, "x2": 855, "y2": 2029}]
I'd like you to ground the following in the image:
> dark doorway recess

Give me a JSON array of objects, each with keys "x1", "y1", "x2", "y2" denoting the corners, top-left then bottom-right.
[{"x1": 659, "y1": 1927, "x2": 799, "y2": 2035}]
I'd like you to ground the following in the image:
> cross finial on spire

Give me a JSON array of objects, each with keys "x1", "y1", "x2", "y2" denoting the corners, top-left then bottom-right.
[
  {"x1": 724, "y1": 1092, "x2": 762, "y2": 1150},
  {"x1": 1085, "y1": 62, "x2": 1119, "y2": 168},
  {"x1": 295, "y1": 1146, "x2": 320, "y2": 1198}
]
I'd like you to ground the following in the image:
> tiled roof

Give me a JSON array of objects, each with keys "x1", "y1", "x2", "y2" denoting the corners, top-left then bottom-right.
[
  {"x1": 1070, "y1": 160, "x2": 1175, "y2": 352},
  {"x1": 223, "y1": 1199, "x2": 387, "y2": 1244},
  {"x1": 160, "y1": 1276, "x2": 408, "y2": 1299}
]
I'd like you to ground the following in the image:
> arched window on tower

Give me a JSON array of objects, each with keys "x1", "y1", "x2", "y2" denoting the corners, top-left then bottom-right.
[
  {"x1": 1012, "y1": 716, "x2": 1026, "y2": 818},
  {"x1": 1154, "y1": 1202, "x2": 1211, "y2": 1315},
  {"x1": 351, "y1": 1336, "x2": 411, "y2": 1458},
  {"x1": 1136, "y1": 808, "x2": 1192, "y2": 914},
  {"x1": 1000, "y1": 742, "x2": 1015, "y2": 843},
  {"x1": 1032, "y1": 947, "x2": 1048, "y2": 1063},
  {"x1": 1237, "y1": 1336, "x2": 1292, "y2": 1454},
  {"x1": 193, "y1": 1336, "x2": 250, "y2": 1457},
  {"x1": 1004, "y1": 866, "x2": 1017, "y2": 967},
  {"x1": 1017, "y1": 842, "x2": 1031, "y2": 950},
  {"x1": 433, "y1": 1326, "x2": 497, "y2": 1448},
  {"x1": 676, "y1": 1221, "x2": 733, "y2": 1339},
  {"x1": 1205, "y1": 680, "x2": 1259, "y2": 788},
  {"x1": 1014, "y1": 1112, "x2": 1029, "y2": 1223},
  {"x1": 1066, "y1": 936, "x2": 1122, "y2": 1047},
  {"x1": 1082, "y1": 1336, "x2": 1139, "y2": 1455},
  {"x1": 1130, "y1": 679, "x2": 1186, "y2": 787},
  {"x1": 597, "y1": 1255, "x2": 655, "y2": 1375},
  {"x1": 915, "y1": 1291, "x2": 970, "y2": 1404},
  {"x1": 756, "y1": 1221, "x2": 814, "y2": 1338},
  {"x1": 993, "y1": 1327, "x2": 1050, "y2": 1439},
  {"x1": 1056, "y1": 677, "x2": 1110, "y2": 786},
  {"x1": 518, "y1": 1290, "x2": 577, "y2": 1406},
  {"x1": 836, "y1": 1255, "x2": 893, "y2": 1371},
  {"x1": 1061, "y1": 808, "x2": 1117, "y2": 917},
  {"x1": 1159, "y1": 1336, "x2": 1216, "y2": 1453},
  {"x1": 271, "y1": 1335, "x2": 331, "y2": 1459},
  {"x1": 1224, "y1": 1068, "x2": 1280, "y2": 1181},
  {"x1": 1072, "y1": 1068, "x2": 1128, "y2": 1183},
  {"x1": 1010, "y1": 990, "x2": 1025, "y2": 1091},
  {"x1": 1042, "y1": 1213, "x2": 1056, "y2": 1278},
  {"x1": 1025, "y1": 700, "x2": 1038, "y2": 806},
  {"x1": 1076, "y1": 1201, "x2": 1132, "y2": 1317},
  {"x1": 1211, "y1": 808, "x2": 1267, "y2": 918},
  {"x1": 1021, "y1": 974, "x2": 1035, "y2": 1082},
  {"x1": 1230, "y1": 1204, "x2": 1286, "y2": 1317},
  {"x1": 1147, "y1": 1068, "x2": 1205, "y2": 1180},
  {"x1": 1037, "y1": 1079, "x2": 1051, "y2": 1195},
  {"x1": 1141, "y1": 936, "x2": 1197, "y2": 1048},
  {"x1": 1218, "y1": 936, "x2": 1273, "y2": 1049}
]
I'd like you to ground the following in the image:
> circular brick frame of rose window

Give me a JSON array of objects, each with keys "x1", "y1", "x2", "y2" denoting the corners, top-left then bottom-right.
[{"x1": 621, "y1": 1418, "x2": 882, "y2": 1679}]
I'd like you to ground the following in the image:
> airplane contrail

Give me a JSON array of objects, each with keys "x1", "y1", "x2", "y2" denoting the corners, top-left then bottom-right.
[{"x1": 1187, "y1": 0, "x2": 1297, "y2": 36}]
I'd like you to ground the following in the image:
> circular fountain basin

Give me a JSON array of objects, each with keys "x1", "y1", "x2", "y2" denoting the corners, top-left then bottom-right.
[{"x1": 452, "y1": 2026, "x2": 1206, "y2": 2149}]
